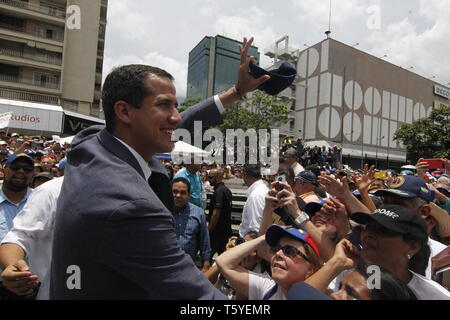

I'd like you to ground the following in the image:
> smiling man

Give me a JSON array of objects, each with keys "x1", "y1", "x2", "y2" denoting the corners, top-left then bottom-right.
[
  {"x1": 50, "y1": 38, "x2": 269, "y2": 299},
  {"x1": 0, "y1": 154, "x2": 34, "y2": 298},
  {"x1": 0, "y1": 154, "x2": 34, "y2": 243}
]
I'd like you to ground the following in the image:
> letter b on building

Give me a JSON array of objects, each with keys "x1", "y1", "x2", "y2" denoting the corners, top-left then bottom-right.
[{"x1": 66, "y1": 265, "x2": 81, "y2": 290}]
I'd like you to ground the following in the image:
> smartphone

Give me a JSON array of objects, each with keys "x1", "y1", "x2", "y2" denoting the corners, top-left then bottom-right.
[
  {"x1": 374, "y1": 171, "x2": 388, "y2": 179},
  {"x1": 275, "y1": 173, "x2": 287, "y2": 184},
  {"x1": 344, "y1": 228, "x2": 363, "y2": 251},
  {"x1": 422, "y1": 159, "x2": 443, "y2": 169}
]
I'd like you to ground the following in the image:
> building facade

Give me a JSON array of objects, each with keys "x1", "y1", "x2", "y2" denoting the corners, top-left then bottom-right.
[
  {"x1": 187, "y1": 35, "x2": 260, "y2": 100},
  {"x1": 0, "y1": 0, "x2": 106, "y2": 135},
  {"x1": 266, "y1": 36, "x2": 450, "y2": 169}
]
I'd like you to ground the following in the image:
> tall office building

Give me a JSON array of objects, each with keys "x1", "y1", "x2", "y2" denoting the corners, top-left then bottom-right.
[
  {"x1": 0, "y1": 0, "x2": 107, "y2": 136},
  {"x1": 265, "y1": 35, "x2": 450, "y2": 169},
  {"x1": 186, "y1": 35, "x2": 260, "y2": 100}
]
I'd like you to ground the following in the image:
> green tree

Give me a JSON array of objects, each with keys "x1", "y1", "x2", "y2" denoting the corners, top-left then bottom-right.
[
  {"x1": 178, "y1": 97, "x2": 201, "y2": 113},
  {"x1": 218, "y1": 90, "x2": 292, "y2": 132},
  {"x1": 394, "y1": 105, "x2": 450, "y2": 160}
]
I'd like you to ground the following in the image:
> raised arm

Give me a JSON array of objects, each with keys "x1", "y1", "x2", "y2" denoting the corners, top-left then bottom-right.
[
  {"x1": 318, "y1": 175, "x2": 371, "y2": 214},
  {"x1": 215, "y1": 236, "x2": 267, "y2": 298}
]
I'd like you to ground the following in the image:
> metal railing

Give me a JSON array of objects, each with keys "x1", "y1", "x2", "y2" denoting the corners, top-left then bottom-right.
[
  {"x1": 0, "y1": 47, "x2": 62, "y2": 65},
  {"x1": 0, "y1": 24, "x2": 64, "y2": 42},
  {"x1": 0, "y1": 0, "x2": 66, "y2": 19},
  {"x1": 0, "y1": 88, "x2": 59, "y2": 104},
  {"x1": 0, "y1": 74, "x2": 60, "y2": 89}
]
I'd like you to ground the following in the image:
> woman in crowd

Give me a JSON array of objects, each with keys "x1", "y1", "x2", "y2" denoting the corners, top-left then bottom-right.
[
  {"x1": 297, "y1": 238, "x2": 418, "y2": 300},
  {"x1": 216, "y1": 225, "x2": 323, "y2": 300},
  {"x1": 350, "y1": 204, "x2": 450, "y2": 299}
]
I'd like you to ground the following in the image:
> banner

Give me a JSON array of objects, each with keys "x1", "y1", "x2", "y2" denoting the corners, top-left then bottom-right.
[{"x1": 0, "y1": 112, "x2": 13, "y2": 129}]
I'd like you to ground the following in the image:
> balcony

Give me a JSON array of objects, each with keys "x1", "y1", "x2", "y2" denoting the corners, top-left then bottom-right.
[
  {"x1": 0, "y1": 0, "x2": 66, "y2": 20},
  {"x1": 0, "y1": 73, "x2": 60, "y2": 89},
  {"x1": 0, "y1": 47, "x2": 62, "y2": 66},
  {"x1": 0, "y1": 87, "x2": 59, "y2": 105},
  {"x1": 0, "y1": 23, "x2": 64, "y2": 44}
]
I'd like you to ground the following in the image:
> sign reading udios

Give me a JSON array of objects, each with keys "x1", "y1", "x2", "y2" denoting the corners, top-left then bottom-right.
[{"x1": 0, "y1": 99, "x2": 63, "y2": 133}]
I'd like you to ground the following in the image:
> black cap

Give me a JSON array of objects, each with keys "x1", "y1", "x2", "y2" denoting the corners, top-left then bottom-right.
[
  {"x1": 249, "y1": 61, "x2": 297, "y2": 95},
  {"x1": 294, "y1": 170, "x2": 318, "y2": 187},
  {"x1": 351, "y1": 204, "x2": 428, "y2": 243}
]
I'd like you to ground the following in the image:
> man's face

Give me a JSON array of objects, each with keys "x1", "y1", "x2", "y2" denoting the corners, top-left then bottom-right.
[
  {"x1": 360, "y1": 221, "x2": 412, "y2": 269},
  {"x1": 186, "y1": 164, "x2": 201, "y2": 173},
  {"x1": 4, "y1": 159, "x2": 34, "y2": 192},
  {"x1": 172, "y1": 181, "x2": 190, "y2": 208},
  {"x1": 129, "y1": 76, "x2": 181, "y2": 158}
]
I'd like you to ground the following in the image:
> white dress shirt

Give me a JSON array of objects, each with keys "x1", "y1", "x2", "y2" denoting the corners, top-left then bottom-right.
[
  {"x1": 1, "y1": 177, "x2": 64, "y2": 300},
  {"x1": 239, "y1": 179, "x2": 269, "y2": 237}
]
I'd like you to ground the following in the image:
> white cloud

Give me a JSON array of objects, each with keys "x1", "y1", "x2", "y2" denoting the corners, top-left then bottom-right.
[
  {"x1": 106, "y1": 0, "x2": 154, "y2": 42},
  {"x1": 103, "y1": 52, "x2": 188, "y2": 99},
  {"x1": 292, "y1": 0, "x2": 366, "y2": 26},
  {"x1": 365, "y1": 0, "x2": 450, "y2": 84},
  {"x1": 213, "y1": 7, "x2": 277, "y2": 66},
  {"x1": 199, "y1": 0, "x2": 220, "y2": 16}
]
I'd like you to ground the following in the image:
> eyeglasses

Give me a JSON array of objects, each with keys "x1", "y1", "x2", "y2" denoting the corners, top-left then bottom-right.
[
  {"x1": 270, "y1": 245, "x2": 311, "y2": 263},
  {"x1": 8, "y1": 164, "x2": 34, "y2": 173}
]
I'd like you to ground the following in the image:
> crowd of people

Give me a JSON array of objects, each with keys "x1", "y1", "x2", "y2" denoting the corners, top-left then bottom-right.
[{"x1": 0, "y1": 36, "x2": 449, "y2": 301}]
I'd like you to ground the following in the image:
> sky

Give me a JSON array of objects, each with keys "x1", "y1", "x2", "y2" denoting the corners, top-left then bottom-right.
[{"x1": 102, "y1": 0, "x2": 450, "y2": 100}]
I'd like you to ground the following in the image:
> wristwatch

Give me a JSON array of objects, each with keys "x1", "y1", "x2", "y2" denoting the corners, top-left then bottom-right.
[{"x1": 291, "y1": 210, "x2": 309, "y2": 229}]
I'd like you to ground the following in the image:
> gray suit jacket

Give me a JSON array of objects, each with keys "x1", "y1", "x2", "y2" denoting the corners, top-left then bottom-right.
[{"x1": 50, "y1": 98, "x2": 227, "y2": 299}]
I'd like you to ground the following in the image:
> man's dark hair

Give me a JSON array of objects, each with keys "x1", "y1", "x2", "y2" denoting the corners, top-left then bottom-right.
[
  {"x1": 102, "y1": 64, "x2": 174, "y2": 133},
  {"x1": 172, "y1": 177, "x2": 191, "y2": 193},
  {"x1": 243, "y1": 163, "x2": 261, "y2": 179}
]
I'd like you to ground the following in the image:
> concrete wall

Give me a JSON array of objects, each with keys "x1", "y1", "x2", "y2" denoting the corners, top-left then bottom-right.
[{"x1": 60, "y1": 0, "x2": 101, "y2": 107}]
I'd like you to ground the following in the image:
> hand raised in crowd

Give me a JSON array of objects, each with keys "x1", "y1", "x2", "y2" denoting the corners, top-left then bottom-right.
[
  {"x1": 272, "y1": 183, "x2": 301, "y2": 218},
  {"x1": 226, "y1": 236, "x2": 239, "y2": 251},
  {"x1": 265, "y1": 182, "x2": 282, "y2": 212},
  {"x1": 416, "y1": 158, "x2": 429, "y2": 181},
  {"x1": 330, "y1": 238, "x2": 360, "y2": 271},
  {"x1": 1, "y1": 260, "x2": 39, "y2": 296},
  {"x1": 317, "y1": 175, "x2": 351, "y2": 200},
  {"x1": 352, "y1": 164, "x2": 375, "y2": 192}
]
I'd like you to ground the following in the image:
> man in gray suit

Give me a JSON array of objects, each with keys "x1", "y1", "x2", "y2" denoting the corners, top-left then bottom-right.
[{"x1": 50, "y1": 38, "x2": 269, "y2": 299}]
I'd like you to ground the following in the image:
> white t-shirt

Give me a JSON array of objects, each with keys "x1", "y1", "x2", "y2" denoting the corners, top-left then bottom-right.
[
  {"x1": 426, "y1": 238, "x2": 447, "y2": 279},
  {"x1": 407, "y1": 270, "x2": 450, "y2": 300},
  {"x1": 239, "y1": 180, "x2": 269, "y2": 237},
  {"x1": 248, "y1": 271, "x2": 286, "y2": 300},
  {"x1": 1, "y1": 177, "x2": 64, "y2": 300}
]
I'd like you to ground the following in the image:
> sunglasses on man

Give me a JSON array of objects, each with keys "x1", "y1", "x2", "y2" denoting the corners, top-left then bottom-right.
[
  {"x1": 270, "y1": 244, "x2": 311, "y2": 264},
  {"x1": 8, "y1": 163, "x2": 34, "y2": 173}
]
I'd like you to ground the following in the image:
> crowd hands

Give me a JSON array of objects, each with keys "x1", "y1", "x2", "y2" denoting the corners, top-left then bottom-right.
[{"x1": 158, "y1": 152, "x2": 450, "y2": 300}]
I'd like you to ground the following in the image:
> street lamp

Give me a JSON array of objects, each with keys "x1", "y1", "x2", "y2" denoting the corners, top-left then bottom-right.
[{"x1": 379, "y1": 54, "x2": 388, "y2": 59}]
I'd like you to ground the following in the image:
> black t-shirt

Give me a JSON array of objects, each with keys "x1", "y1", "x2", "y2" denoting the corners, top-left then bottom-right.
[{"x1": 208, "y1": 182, "x2": 232, "y2": 237}]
